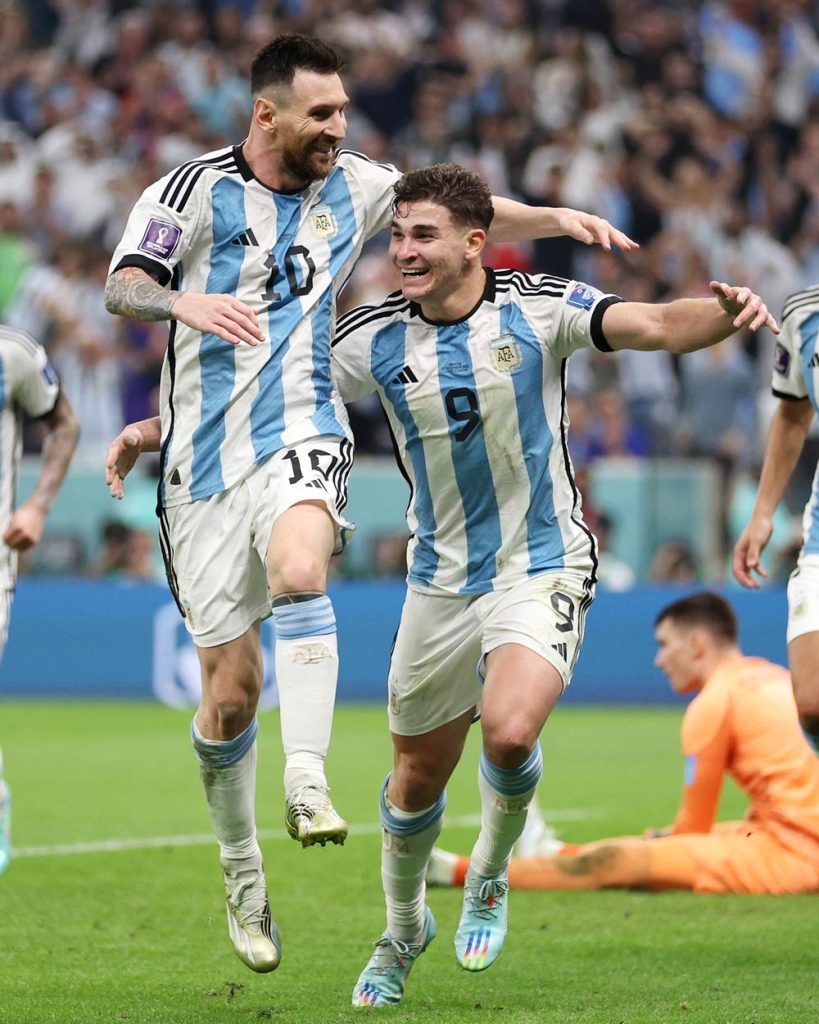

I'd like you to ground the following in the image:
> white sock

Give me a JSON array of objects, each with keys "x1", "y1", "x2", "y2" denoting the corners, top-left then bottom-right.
[
  {"x1": 191, "y1": 717, "x2": 261, "y2": 874},
  {"x1": 271, "y1": 594, "x2": 338, "y2": 795},
  {"x1": 380, "y1": 780, "x2": 445, "y2": 941},
  {"x1": 470, "y1": 744, "x2": 543, "y2": 877}
]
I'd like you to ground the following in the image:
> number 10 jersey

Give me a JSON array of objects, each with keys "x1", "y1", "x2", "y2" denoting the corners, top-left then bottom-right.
[
  {"x1": 109, "y1": 144, "x2": 400, "y2": 508},
  {"x1": 332, "y1": 269, "x2": 620, "y2": 596}
]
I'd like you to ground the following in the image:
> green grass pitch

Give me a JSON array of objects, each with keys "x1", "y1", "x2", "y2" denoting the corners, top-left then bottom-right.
[{"x1": 0, "y1": 701, "x2": 816, "y2": 1024}]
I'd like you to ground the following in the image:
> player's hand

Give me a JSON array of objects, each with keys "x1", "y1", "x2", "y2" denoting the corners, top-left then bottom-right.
[
  {"x1": 171, "y1": 291, "x2": 265, "y2": 347},
  {"x1": 3, "y1": 503, "x2": 46, "y2": 551},
  {"x1": 710, "y1": 281, "x2": 780, "y2": 334},
  {"x1": 556, "y1": 210, "x2": 639, "y2": 252},
  {"x1": 732, "y1": 515, "x2": 773, "y2": 589},
  {"x1": 106, "y1": 426, "x2": 145, "y2": 499}
]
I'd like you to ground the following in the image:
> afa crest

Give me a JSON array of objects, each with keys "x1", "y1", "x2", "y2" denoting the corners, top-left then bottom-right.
[
  {"x1": 310, "y1": 206, "x2": 338, "y2": 240},
  {"x1": 489, "y1": 332, "x2": 522, "y2": 373}
]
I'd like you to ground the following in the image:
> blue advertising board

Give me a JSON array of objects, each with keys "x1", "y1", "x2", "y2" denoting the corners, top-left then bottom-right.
[{"x1": 0, "y1": 580, "x2": 790, "y2": 705}]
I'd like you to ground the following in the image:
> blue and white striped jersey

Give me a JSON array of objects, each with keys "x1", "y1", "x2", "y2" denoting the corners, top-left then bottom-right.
[
  {"x1": 772, "y1": 284, "x2": 819, "y2": 562},
  {"x1": 0, "y1": 326, "x2": 60, "y2": 587},
  {"x1": 332, "y1": 269, "x2": 620, "y2": 595},
  {"x1": 109, "y1": 145, "x2": 401, "y2": 507}
]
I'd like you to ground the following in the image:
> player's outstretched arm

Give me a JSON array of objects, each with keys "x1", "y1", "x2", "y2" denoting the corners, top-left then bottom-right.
[
  {"x1": 3, "y1": 392, "x2": 80, "y2": 552},
  {"x1": 105, "y1": 416, "x2": 162, "y2": 500},
  {"x1": 105, "y1": 267, "x2": 265, "y2": 347},
  {"x1": 732, "y1": 397, "x2": 814, "y2": 588},
  {"x1": 602, "y1": 281, "x2": 779, "y2": 354},
  {"x1": 488, "y1": 197, "x2": 639, "y2": 251}
]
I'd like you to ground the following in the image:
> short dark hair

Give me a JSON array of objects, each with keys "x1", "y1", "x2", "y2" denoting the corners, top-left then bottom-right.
[
  {"x1": 654, "y1": 591, "x2": 738, "y2": 645},
  {"x1": 250, "y1": 34, "x2": 344, "y2": 96},
  {"x1": 393, "y1": 164, "x2": 495, "y2": 231}
]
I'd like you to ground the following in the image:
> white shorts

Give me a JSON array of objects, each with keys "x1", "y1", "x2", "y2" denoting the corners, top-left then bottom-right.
[
  {"x1": 159, "y1": 436, "x2": 353, "y2": 647},
  {"x1": 786, "y1": 563, "x2": 819, "y2": 643},
  {"x1": 387, "y1": 570, "x2": 594, "y2": 736},
  {"x1": 0, "y1": 588, "x2": 12, "y2": 664}
]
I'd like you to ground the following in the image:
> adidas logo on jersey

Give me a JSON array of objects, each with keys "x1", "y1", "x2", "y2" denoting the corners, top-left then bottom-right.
[
  {"x1": 391, "y1": 366, "x2": 418, "y2": 385},
  {"x1": 231, "y1": 228, "x2": 259, "y2": 246}
]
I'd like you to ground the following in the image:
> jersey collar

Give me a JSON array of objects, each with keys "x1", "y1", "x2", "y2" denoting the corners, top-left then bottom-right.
[{"x1": 410, "y1": 267, "x2": 497, "y2": 326}]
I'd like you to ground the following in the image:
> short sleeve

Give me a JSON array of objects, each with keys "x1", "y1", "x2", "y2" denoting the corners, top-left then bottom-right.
[
  {"x1": 772, "y1": 310, "x2": 809, "y2": 400},
  {"x1": 108, "y1": 172, "x2": 204, "y2": 287},
  {"x1": 1, "y1": 330, "x2": 60, "y2": 418},
  {"x1": 551, "y1": 280, "x2": 622, "y2": 360},
  {"x1": 331, "y1": 307, "x2": 380, "y2": 404},
  {"x1": 337, "y1": 151, "x2": 402, "y2": 243}
]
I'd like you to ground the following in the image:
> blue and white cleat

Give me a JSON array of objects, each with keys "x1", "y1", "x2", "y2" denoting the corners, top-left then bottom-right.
[
  {"x1": 0, "y1": 748, "x2": 10, "y2": 877},
  {"x1": 352, "y1": 909, "x2": 436, "y2": 1007},
  {"x1": 454, "y1": 870, "x2": 509, "y2": 972}
]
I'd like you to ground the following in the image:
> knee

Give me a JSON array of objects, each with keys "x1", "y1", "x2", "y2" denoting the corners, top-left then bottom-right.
[
  {"x1": 481, "y1": 717, "x2": 538, "y2": 769},
  {"x1": 390, "y1": 761, "x2": 445, "y2": 812},
  {"x1": 270, "y1": 551, "x2": 327, "y2": 597}
]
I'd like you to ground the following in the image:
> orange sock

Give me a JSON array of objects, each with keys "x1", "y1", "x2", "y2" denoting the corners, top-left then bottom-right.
[{"x1": 454, "y1": 855, "x2": 469, "y2": 886}]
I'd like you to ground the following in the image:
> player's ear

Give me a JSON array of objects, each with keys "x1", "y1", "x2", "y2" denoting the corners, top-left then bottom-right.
[
  {"x1": 465, "y1": 228, "x2": 486, "y2": 260},
  {"x1": 253, "y1": 95, "x2": 278, "y2": 135}
]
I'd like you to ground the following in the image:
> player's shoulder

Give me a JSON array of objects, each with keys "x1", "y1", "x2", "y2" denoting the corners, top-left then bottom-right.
[
  {"x1": 149, "y1": 145, "x2": 244, "y2": 214},
  {"x1": 492, "y1": 268, "x2": 572, "y2": 304},
  {"x1": 333, "y1": 289, "x2": 410, "y2": 347},
  {"x1": 781, "y1": 283, "x2": 819, "y2": 326},
  {"x1": 334, "y1": 149, "x2": 401, "y2": 183},
  {"x1": 0, "y1": 324, "x2": 45, "y2": 364}
]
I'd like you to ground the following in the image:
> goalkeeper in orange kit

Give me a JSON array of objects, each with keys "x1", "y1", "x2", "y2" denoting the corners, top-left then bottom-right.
[{"x1": 429, "y1": 592, "x2": 819, "y2": 895}]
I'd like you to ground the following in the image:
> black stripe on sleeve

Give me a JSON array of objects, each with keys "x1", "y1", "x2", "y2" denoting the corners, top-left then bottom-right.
[
  {"x1": 111, "y1": 254, "x2": 172, "y2": 287},
  {"x1": 772, "y1": 388, "x2": 809, "y2": 401},
  {"x1": 590, "y1": 295, "x2": 623, "y2": 352}
]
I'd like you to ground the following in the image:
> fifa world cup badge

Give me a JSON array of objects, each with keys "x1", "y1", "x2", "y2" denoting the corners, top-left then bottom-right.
[
  {"x1": 310, "y1": 206, "x2": 339, "y2": 240},
  {"x1": 489, "y1": 332, "x2": 522, "y2": 373}
]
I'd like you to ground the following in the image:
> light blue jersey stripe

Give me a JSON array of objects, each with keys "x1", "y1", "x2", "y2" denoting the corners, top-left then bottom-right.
[
  {"x1": 189, "y1": 179, "x2": 245, "y2": 497},
  {"x1": 250, "y1": 193, "x2": 303, "y2": 458},
  {"x1": 800, "y1": 311, "x2": 819, "y2": 554},
  {"x1": 309, "y1": 170, "x2": 356, "y2": 437},
  {"x1": 373, "y1": 322, "x2": 439, "y2": 585},
  {"x1": 501, "y1": 304, "x2": 566, "y2": 572},
  {"x1": 436, "y1": 323, "x2": 501, "y2": 593}
]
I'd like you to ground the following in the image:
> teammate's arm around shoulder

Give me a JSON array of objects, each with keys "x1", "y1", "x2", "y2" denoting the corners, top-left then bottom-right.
[
  {"x1": 488, "y1": 196, "x2": 639, "y2": 252},
  {"x1": 600, "y1": 281, "x2": 779, "y2": 354},
  {"x1": 4, "y1": 392, "x2": 80, "y2": 552},
  {"x1": 105, "y1": 416, "x2": 162, "y2": 500},
  {"x1": 104, "y1": 267, "x2": 265, "y2": 348}
]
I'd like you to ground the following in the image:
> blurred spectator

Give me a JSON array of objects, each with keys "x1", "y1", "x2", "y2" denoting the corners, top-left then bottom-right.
[
  {"x1": 587, "y1": 387, "x2": 650, "y2": 460},
  {"x1": 648, "y1": 539, "x2": 700, "y2": 584},
  {"x1": 595, "y1": 512, "x2": 635, "y2": 591},
  {"x1": 94, "y1": 519, "x2": 157, "y2": 581},
  {"x1": 371, "y1": 531, "x2": 410, "y2": 579}
]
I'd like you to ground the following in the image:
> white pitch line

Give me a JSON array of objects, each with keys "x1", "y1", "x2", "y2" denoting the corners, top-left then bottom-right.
[{"x1": 12, "y1": 808, "x2": 602, "y2": 860}]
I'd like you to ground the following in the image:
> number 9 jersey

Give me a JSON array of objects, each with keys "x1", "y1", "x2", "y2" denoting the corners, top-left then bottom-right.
[
  {"x1": 331, "y1": 269, "x2": 621, "y2": 596},
  {"x1": 108, "y1": 144, "x2": 401, "y2": 509}
]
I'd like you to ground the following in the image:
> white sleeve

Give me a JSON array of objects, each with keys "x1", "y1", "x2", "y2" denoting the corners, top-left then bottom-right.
[
  {"x1": 338, "y1": 151, "x2": 402, "y2": 242},
  {"x1": 551, "y1": 280, "x2": 623, "y2": 359},
  {"x1": 2, "y1": 331, "x2": 60, "y2": 418},
  {"x1": 772, "y1": 312, "x2": 808, "y2": 400},
  {"x1": 108, "y1": 170, "x2": 204, "y2": 286},
  {"x1": 331, "y1": 311, "x2": 379, "y2": 404}
]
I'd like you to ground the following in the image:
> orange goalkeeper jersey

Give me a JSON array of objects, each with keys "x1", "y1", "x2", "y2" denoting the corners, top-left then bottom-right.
[{"x1": 672, "y1": 655, "x2": 819, "y2": 860}]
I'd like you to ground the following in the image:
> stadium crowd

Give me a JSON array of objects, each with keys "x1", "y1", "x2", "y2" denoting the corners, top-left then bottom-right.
[{"x1": 1, "y1": 0, "x2": 819, "y2": 580}]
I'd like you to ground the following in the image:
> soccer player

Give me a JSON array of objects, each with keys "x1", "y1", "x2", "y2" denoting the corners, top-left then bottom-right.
[
  {"x1": 428, "y1": 592, "x2": 819, "y2": 897},
  {"x1": 327, "y1": 165, "x2": 776, "y2": 1006},
  {"x1": 0, "y1": 324, "x2": 80, "y2": 876},
  {"x1": 733, "y1": 284, "x2": 819, "y2": 755},
  {"x1": 103, "y1": 34, "x2": 636, "y2": 974}
]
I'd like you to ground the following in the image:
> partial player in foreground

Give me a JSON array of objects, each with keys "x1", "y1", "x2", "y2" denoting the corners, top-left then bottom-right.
[
  {"x1": 733, "y1": 284, "x2": 819, "y2": 755},
  {"x1": 428, "y1": 592, "x2": 819, "y2": 895},
  {"x1": 103, "y1": 32, "x2": 637, "y2": 975},
  {"x1": 0, "y1": 325, "x2": 80, "y2": 876},
  {"x1": 328, "y1": 165, "x2": 777, "y2": 1007}
]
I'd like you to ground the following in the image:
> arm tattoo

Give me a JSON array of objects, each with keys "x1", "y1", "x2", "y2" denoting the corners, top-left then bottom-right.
[
  {"x1": 104, "y1": 267, "x2": 179, "y2": 322},
  {"x1": 30, "y1": 394, "x2": 80, "y2": 514}
]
